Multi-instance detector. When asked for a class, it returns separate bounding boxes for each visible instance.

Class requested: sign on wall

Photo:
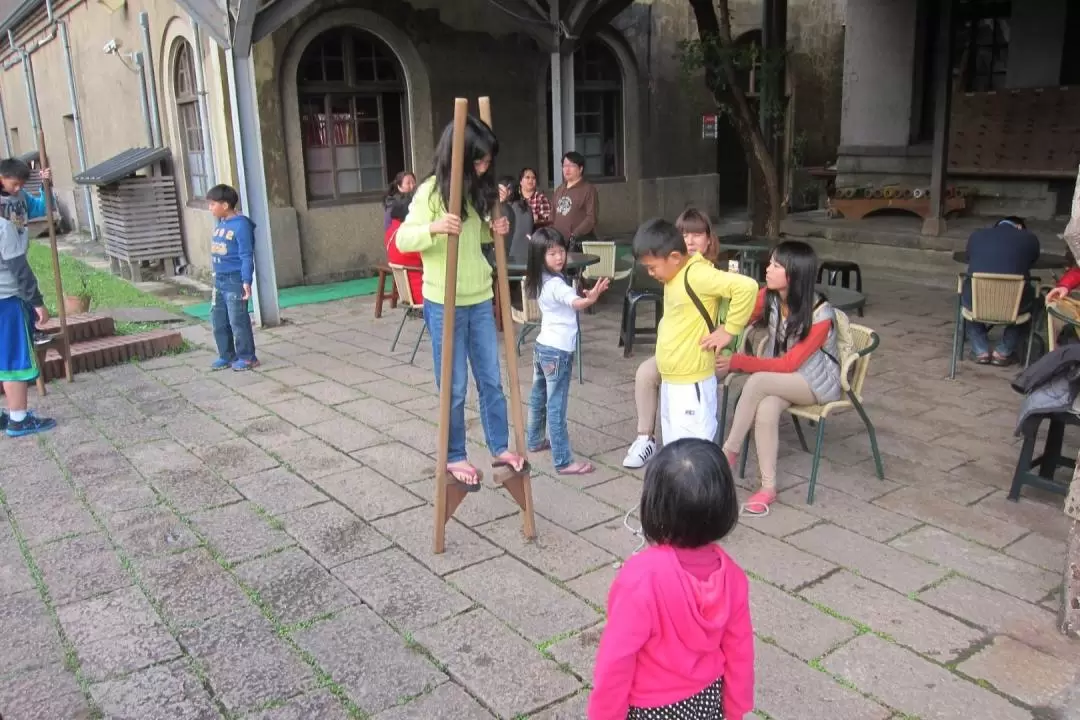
[702,113,719,140]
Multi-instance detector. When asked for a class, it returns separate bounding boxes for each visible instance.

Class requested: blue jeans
[966,320,1026,358]
[527,343,575,469]
[211,271,256,363]
[423,299,510,464]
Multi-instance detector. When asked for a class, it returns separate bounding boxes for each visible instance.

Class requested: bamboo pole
[478,97,536,540]
[433,99,469,554]
[36,128,72,382]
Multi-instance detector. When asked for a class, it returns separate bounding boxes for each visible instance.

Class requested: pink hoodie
[588,544,754,719]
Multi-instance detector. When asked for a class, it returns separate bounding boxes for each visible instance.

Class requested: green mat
[182,276,382,321]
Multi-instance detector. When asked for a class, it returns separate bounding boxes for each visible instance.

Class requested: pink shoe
[741,488,777,517]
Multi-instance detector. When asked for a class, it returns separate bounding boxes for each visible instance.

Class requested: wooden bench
[374,263,399,319]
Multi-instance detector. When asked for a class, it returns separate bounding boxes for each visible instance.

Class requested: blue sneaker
[210,358,233,371]
[231,359,260,372]
[0,411,7,432]
[6,412,56,438]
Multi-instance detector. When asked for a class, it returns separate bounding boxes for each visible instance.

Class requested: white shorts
[660,376,718,445]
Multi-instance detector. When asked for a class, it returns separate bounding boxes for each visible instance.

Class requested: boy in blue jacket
[207,184,259,371]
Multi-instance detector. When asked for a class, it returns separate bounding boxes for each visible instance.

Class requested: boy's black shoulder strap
[683,261,716,334]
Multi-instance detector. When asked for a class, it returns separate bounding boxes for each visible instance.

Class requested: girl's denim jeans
[527,342,575,469]
[211,271,256,363]
[423,299,510,464]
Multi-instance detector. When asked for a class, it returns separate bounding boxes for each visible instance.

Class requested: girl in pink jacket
[589,438,754,720]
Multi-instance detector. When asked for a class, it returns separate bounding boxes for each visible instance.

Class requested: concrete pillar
[839,0,919,148]
[922,0,954,236]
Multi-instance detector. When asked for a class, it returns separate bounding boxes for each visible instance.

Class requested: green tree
[680,0,785,237]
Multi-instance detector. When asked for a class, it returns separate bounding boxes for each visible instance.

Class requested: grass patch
[26,242,181,335]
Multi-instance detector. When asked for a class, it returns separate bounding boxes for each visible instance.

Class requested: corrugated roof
[73,147,171,186]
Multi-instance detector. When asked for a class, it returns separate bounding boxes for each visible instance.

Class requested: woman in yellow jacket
[397,116,527,488]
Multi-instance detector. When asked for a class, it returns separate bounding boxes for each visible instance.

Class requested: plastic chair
[388,264,426,364]
[618,261,664,358]
[719,324,885,505]
[581,241,633,283]
[949,273,1037,379]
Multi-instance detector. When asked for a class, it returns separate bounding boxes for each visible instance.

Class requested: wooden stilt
[432,99,470,554]
[36,129,73,383]
[478,97,536,540]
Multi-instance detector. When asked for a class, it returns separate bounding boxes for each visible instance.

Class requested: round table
[506,252,600,276]
[952,250,1068,270]
[816,283,866,314]
[717,237,771,280]
[1046,302,1080,353]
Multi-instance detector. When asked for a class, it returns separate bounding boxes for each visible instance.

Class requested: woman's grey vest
[763,294,842,404]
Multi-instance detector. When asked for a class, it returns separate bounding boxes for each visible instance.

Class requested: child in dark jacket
[207,184,258,371]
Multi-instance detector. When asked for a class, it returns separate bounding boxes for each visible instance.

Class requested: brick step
[41,329,183,381]
[39,313,116,342]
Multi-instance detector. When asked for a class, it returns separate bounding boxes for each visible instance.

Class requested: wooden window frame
[173,39,209,207]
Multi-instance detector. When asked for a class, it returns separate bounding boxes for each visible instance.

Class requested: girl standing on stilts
[397,116,527,488]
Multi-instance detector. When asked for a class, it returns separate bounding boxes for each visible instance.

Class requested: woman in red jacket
[384,192,424,304]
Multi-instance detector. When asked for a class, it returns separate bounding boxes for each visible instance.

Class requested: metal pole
[139,12,162,147]
[133,52,154,147]
[922,0,954,237]
[191,21,217,187]
[549,0,562,187]
[560,50,575,156]
[20,51,39,146]
[59,21,97,241]
[0,92,11,157]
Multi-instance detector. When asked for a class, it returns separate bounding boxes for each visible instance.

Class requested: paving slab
[527,692,589,719]
[89,659,219,720]
[0,663,91,720]
[565,563,617,608]
[414,609,581,719]
[333,547,473,632]
[890,525,1059,602]
[107,504,200,559]
[353,441,437,484]
[190,501,294,564]
[754,642,891,720]
[0,590,64,675]
[77,473,159,516]
[336,396,415,426]
[476,514,615,581]
[292,606,447,714]
[406,477,521,527]
[149,466,243,513]
[314,467,425,521]
[720,525,835,591]
[373,682,495,719]
[957,635,1080,707]
[179,607,315,713]
[786,523,949,594]
[247,691,351,719]
[33,532,130,606]
[1004,531,1066,572]
[874,485,1027,548]
[137,548,250,625]
[801,571,983,661]
[231,467,328,516]
[777,485,918,542]
[235,414,312,449]
[749,577,858,661]
[374,506,504,576]
[190,438,280,479]
[822,634,1031,720]
[281,501,391,567]
[447,555,601,643]
[305,415,389,453]
[528,475,622,532]
[57,586,181,681]
[234,546,358,626]
[272,438,363,480]
[546,624,604,681]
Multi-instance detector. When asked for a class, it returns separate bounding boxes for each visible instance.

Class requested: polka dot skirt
[626,678,724,720]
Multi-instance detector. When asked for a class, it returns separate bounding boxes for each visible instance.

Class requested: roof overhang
[73,146,171,186]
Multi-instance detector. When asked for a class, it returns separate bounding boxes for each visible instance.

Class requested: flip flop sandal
[447,463,483,493]
[492,455,531,473]
[557,462,595,476]
[973,354,991,365]
[740,502,771,517]
[528,441,551,452]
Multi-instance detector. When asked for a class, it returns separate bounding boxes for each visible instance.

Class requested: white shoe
[623,436,657,469]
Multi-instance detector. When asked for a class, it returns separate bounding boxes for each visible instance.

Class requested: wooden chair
[720,323,885,505]
[949,273,1036,378]
[388,264,426,365]
[374,263,399,319]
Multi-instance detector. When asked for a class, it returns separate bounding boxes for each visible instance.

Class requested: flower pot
[64,295,91,314]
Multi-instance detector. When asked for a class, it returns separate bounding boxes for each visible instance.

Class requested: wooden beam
[922,0,954,236]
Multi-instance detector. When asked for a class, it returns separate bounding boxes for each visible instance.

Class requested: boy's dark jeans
[211,271,256,363]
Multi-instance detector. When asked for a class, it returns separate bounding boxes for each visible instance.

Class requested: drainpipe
[18,48,40,153]
[138,12,162,147]
[59,21,97,241]
[190,21,216,186]
[133,52,154,147]
[0,92,11,156]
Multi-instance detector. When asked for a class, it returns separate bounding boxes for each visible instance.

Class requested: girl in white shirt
[523,228,609,475]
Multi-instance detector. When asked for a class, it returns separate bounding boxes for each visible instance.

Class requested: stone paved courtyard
[2,273,1079,719]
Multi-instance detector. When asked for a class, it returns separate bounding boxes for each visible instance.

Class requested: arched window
[547,38,624,180]
[173,40,208,200]
[298,28,407,202]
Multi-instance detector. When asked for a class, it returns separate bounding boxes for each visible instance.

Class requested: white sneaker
[623,435,657,469]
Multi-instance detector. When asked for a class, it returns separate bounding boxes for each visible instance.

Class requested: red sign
[702,113,719,139]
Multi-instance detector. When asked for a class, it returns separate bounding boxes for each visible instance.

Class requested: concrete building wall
[0,0,234,276]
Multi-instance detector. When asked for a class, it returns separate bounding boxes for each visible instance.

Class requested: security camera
[103,39,119,54]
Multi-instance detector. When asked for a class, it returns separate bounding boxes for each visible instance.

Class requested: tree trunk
[688,0,783,238]
[1063,164,1080,637]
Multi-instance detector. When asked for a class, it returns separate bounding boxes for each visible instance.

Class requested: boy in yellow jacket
[633,218,758,444]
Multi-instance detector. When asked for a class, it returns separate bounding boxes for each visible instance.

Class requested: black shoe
[6,412,56,437]
[33,331,53,346]
[0,412,7,432]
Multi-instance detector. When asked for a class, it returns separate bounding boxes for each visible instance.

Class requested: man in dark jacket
[964,216,1040,366]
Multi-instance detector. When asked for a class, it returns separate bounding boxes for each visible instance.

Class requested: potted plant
[64,269,92,314]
